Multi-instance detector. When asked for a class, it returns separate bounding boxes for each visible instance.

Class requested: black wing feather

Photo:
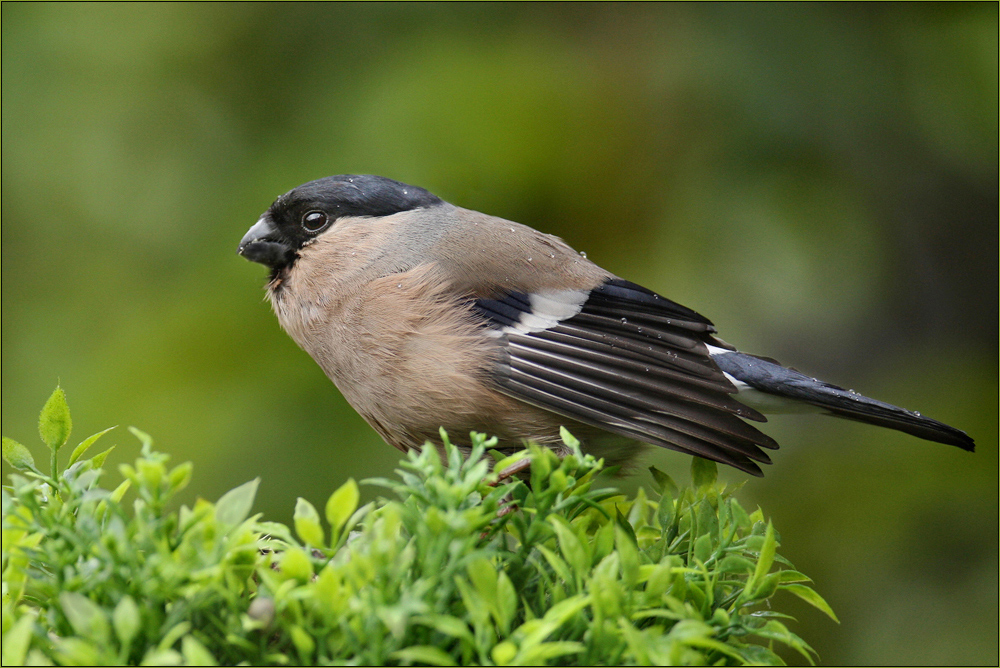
[501,370,766,474]
[476,278,778,475]
[504,347,774,454]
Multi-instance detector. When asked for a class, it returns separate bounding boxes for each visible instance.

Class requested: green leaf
[51,637,103,665]
[516,641,585,665]
[167,462,192,493]
[648,466,678,497]
[549,515,589,576]
[278,547,313,582]
[2,437,36,471]
[536,545,574,586]
[559,426,581,449]
[753,572,781,600]
[716,555,755,574]
[751,619,817,664]
[730,643,784,665]
[324,478,359,537]
[690,456,717,488]
[136,458,165,491]
[67,426,115,467]
[467,557,498,600]
[656,491,675,530]
[529,444,554,489]
[181,635,218,666]
[752,521,777,584]
[59,592,110,644]
[782,583,840,622]
[294,497,325,547]
[667,618,717,642]
[711,607,731,626]
[158,623,192,655]
[1,613,35,666]
[39,386,72,452]
[255,520,297,545]
[109,479,131,504]
[695,498,718,543]
[215,478,260,528]
[538,594,590,630]
[693,533,713,564]
[777,569,812,583]
[643,561,674,600]
[730,498,752,531]
[614,507,638,547]
[615,524,640,587]
[289,625,316,663]
[90,445,116,470]
[743,534,766,553]
[491,641,517,665]
[592,518,616,564]
[140,648,183,665]
[496,571,518,633]
[413,615,474,644]
[112,595,141,648]
[454,577,489,629]
[390,646,457,666]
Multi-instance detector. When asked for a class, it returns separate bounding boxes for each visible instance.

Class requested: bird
[237,174,975,476]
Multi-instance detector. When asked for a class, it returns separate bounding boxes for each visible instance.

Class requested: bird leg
[487,457,532,518]
[491,457,532,485]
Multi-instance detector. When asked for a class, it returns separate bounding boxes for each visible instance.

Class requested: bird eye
[301,210,330,233]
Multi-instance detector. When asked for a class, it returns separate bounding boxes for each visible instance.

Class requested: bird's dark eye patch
[301,210,330,233]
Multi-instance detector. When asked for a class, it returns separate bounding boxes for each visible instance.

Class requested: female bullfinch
[239,175,974,475]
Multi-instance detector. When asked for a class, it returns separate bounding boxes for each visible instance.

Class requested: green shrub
[2,387,835,665]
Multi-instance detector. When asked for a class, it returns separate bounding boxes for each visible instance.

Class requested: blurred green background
[3,3,997,665]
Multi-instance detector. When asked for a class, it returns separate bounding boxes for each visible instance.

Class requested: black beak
[238,217,294,269]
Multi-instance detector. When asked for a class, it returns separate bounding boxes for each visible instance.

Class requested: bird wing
[471,277,779,475]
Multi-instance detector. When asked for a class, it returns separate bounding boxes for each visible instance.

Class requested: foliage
[2,387,835,666]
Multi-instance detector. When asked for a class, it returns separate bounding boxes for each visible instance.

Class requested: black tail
[712,351,975,451]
